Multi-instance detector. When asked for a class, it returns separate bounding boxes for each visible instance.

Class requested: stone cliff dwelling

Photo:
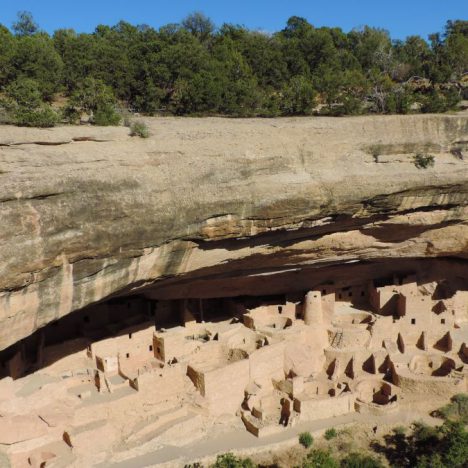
[0,269,466,466]
[0,115,467,467]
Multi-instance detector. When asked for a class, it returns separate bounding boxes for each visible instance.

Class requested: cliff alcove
[0,114,467,466]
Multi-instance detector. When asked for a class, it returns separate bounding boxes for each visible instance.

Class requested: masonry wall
[394,364,466,398]
[249,342,285,387]
[294,393,355,420]
[203,359,250,415]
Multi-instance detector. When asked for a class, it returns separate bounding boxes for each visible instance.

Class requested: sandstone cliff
[0,114,467,351]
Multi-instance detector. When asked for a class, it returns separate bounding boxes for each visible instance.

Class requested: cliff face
[0,115,467,351]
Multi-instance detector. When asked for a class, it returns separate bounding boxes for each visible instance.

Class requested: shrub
[5,77,42,108]
[415,453,445,468]
[281,75,316,115]
[299,432,314,448]
[301,449,338,468]
[385,88,413,114]
[211,452,256,468]
[340,452,384,468]
[436,394,468,424]
[14,105,58,127]
[4,77,58,127]
[66,77,121,126]
[439,421,468,468]
[130,121,150,138]
[392,426,407,436]
[92,103,121,126]
[421,89,460,113]
[414,153,435,169]
[325,428,337,440]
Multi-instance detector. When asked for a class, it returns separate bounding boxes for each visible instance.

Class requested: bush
[436,394,468,424]
[4,79,57,127]
[92,103,121,126]
[130,121,150,138]
[14,104,58,127]
[385,88,413,114]
[324,95,363,116]
[415,453,445,468]
[392,426,407,436]
[340,452,384,468]
[5,77,42,108]
[299,432,314,448]
[441,421,468,467]
[211,452,256,468]
[281,75,316,115]
[421,89,461,113]
[414,153,435,169]
[3,78,59,127]
[325,428,337,440]
[301,449,338,468]
[66,78,121,125]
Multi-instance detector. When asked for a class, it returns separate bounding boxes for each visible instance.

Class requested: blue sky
[1,0,467,39]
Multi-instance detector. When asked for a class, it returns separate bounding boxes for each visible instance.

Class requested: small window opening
[149,345,153,352]
[441,319,445,324]
[126,353,130,359]
[129,333,132,339]
[322,289,326,295]
[411,318,416,325]
[278,306,283,314]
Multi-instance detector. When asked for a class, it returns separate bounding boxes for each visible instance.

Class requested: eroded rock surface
[0,114,467,351]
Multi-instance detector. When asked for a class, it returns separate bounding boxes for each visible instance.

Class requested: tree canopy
[0,12,466,124]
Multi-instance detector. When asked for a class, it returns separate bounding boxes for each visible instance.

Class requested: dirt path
[100,409,436,468]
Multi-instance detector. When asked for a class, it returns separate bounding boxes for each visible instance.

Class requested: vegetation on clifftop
[0,11,467,126]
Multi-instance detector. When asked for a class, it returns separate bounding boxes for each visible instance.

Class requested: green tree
[0,14,464,122]
[281,75,316,115]
[12,11,38,36]
[445,29,468,77]
[5,77,58,127]
[11,34,63,100]
[182,12,215,42]
[5,77,42,107]
[348,27,393,73]
[438,421,468,467]
[0,25,16,86]
[65,77,120,125]
[281,16,314,39]
[392,36,431,81]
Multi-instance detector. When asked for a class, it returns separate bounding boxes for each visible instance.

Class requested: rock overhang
[0,114,467,351]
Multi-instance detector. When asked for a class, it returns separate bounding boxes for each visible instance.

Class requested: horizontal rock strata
[0,114,467,350]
